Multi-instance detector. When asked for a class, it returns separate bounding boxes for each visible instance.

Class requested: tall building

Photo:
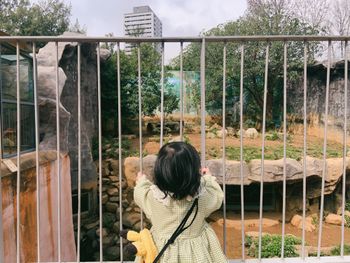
[124,6,162,53]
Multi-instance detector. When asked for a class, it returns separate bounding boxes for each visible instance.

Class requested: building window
[0,43,35,158]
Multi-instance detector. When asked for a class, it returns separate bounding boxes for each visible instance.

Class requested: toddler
[134,142,227,263]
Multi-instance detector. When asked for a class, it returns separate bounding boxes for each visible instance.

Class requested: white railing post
[239,43,245,261]
[200,38,206,167]
[317,40,332,258]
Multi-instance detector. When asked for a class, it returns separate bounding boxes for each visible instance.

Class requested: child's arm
[201,169,224,217]
[133,172,153,218]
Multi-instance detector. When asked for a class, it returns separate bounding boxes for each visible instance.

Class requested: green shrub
[330,244,350,256]
[345,215,350,228]
[245,236,253,247]
[247,234,301,258]
[346,201,350,212]
[266,131,280,141]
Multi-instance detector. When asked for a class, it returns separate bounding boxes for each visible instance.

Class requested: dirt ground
[140,133,346,157]
[209,211,350,259]
[128,126,349,259]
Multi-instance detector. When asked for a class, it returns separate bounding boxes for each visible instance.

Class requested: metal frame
[0,35,349,263]
[0,43,35,159]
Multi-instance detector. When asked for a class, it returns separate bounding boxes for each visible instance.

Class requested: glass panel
[2,103,17,156]
[20,104,35,151]
[0,44,34,102]
[1,103,35,157]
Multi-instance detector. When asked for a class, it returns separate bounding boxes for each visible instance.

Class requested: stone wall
[288,60,350,129]
[1,151,76,262]
[78,158,151,261]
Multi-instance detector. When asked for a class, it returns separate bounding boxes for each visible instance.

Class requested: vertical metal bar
[77,43,81,263]
[180,42,184,141]
[97,44,103,263]
[281,41,287,259]
[16,42,21,263]
[301,41,308,259]
[340,40,348,257]
[317,40,331,258]
[0,43,3,263]
[240,44,245,261]
[160,42,165,148]
[258,43,269,261]
[55,41,61,263]
[116,42,124,262]
[222,43,227,255]
[138,44,144,227]
[200,38,206,167]
[33,42,41,263]
[0,141,3,263]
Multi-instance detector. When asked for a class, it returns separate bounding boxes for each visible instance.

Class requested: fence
[0,35,349,263]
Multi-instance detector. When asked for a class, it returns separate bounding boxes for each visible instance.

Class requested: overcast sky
[63,0,248,62]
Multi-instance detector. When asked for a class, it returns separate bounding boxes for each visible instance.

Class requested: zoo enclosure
[0,35,349,263]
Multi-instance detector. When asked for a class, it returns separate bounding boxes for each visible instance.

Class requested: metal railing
[0,35,350,263]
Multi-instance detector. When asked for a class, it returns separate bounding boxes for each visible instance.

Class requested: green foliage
[330,244,350,256]
[224,142,343,162]
[101,44,179,134]
[171,0,322,128]
[0,0,71,36]
[346,201,350,211]
[247,234,301,258]
[265,131,280,141]
[245,235,253,247]
[345,215,350,228]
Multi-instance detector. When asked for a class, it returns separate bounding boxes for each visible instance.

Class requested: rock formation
[36,32,110,192]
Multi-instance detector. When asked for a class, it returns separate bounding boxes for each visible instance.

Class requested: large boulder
[245,128,259,139]
[206,159,251,185]
[325,213,343,225]
[249,158,303,183]
[123,155,157,187]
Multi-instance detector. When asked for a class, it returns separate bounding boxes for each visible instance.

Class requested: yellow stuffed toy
[120,229,158,263]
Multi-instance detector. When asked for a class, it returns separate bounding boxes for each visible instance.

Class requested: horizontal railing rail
[1,35,350,42]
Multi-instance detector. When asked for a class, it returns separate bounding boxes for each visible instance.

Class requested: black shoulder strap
[153,198,199,263]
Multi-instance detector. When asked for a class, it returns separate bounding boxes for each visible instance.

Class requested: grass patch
[247,234,301,258]
[224,143,343,162]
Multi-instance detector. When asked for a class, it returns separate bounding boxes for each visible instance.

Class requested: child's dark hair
[154,142,201,200]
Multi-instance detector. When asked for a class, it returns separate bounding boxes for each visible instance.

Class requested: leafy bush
[346,201,350,212]
[330,244,350,256]
[345,215,350,228]
[247,234,301,258]
[266,131,280,141]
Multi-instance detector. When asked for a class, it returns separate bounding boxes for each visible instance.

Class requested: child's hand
[201,167,210,175]
[136,171,146,181]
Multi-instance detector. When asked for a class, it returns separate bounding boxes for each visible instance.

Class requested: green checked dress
[134,174,227,263]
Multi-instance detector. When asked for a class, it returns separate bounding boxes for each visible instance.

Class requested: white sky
[64,0,248,62]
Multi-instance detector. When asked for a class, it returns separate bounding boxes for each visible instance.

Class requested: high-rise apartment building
[124,6,162,53]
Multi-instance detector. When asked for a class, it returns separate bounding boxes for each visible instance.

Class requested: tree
[101,43,179,134]
[330,0,350,57]
[171,0,321,128]
[291,0,329,31]
[0,0,72,37]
